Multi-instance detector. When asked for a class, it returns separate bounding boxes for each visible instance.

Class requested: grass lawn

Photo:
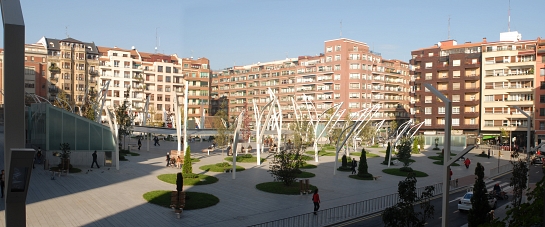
[295,171,316,178]
[351,152,380,158]
[370,145,380,148]
[349,175,374,180]
[382,168,429,177]
[379,150,387,153]
[305,150,336,156]
[432,161,460,166]
[337,166,352,172]
[157,173,219,186]
[256,182,317,195]
[143,190,219,210]
[322,145,335,150]
[300,155,314,161]
[199,163,245,172]
[299,163,317,169]
[224,154,265,163]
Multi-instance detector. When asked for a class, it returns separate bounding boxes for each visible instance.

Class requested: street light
[510,112,513,152]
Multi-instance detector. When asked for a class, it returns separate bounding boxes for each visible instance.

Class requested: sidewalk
[0,139,516,227]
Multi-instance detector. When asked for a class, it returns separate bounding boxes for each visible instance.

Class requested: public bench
[373,175,382,180]
[170,191,185,219]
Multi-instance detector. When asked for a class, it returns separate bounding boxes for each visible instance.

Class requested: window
[334,65,341,71]
[334,94,340,99]
[334,74,341,80]
[348,102,359,109]
[541,121,545,130]
[200,72,209,78]
[349,63,359,69]
[326,46,332,52]
[541,95,545,103]
[335,45,341,51]
[166,67,171,73]
[349,83,360,89]
[425,73,432,80]
[453,60,461,66]
[485,120,493,127]
[425,119,432,126]
[541,68,545,76]
[428,52,434,57]
[453,83,460,90]
[349,73,360,79]
[425,107,432,114]
[541,108,545,116]
[326,56,332,62]
[470,118,476,125]
[438,118,445,125]
[425,96,432,103]
[335,55,341,61]
[484,95,494,102]
[452,118,460,126]
[452,95,460,102]
[453,71,460,78]
[165,76,171,82]
[349,92,359,99]
[541,81,545,89]
[334,84,340,90]
[157,66,163,72]
[453,106,460,114]
[425,62,433,69]
[438,107,445,114]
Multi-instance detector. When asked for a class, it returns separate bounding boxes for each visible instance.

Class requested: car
[532,155,544,165]
[458,191,497,212]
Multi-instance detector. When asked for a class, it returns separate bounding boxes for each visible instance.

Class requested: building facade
[536,38,545,144]
[410,40,483,137]
[480,32,536,147]
[211,38,411,132]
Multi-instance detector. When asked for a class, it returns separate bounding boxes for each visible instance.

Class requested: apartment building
[38,37,99,111]
[24,44,49,98]
[534,38,545,144]
[179,57,212,127]
[481,31,536,146]
[410,39,483,137]
[211,38,411,131]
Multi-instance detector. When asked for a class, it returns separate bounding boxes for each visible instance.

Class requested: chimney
[482,37,487,43]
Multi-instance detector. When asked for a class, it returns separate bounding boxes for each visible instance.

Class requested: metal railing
[248,182,443,227]
[489,163,514,178]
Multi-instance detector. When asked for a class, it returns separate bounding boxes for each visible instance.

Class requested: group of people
[165,153,183,169]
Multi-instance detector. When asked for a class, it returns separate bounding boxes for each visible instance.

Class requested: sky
[1,0,544,70]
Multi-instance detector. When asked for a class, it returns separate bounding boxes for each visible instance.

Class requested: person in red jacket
[312,188,320,215]
[464,158,471,169]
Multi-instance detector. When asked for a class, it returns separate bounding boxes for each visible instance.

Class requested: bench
[243,148,252,154]
[373,176,382,180]
[170,191,185,218]
[392,160,400,165]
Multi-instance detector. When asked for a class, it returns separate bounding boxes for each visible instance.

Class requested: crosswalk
[449,180,512,203]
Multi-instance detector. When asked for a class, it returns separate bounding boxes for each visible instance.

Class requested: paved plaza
[0,133,517,227]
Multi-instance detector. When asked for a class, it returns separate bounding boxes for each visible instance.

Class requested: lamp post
[510,112,513,152]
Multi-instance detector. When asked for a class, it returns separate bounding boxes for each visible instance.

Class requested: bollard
[305,179,310,193]
[299,180,304,195]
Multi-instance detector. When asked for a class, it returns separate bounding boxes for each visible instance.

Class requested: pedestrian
[36,147,43,164]
[154,136,160,146]
[449,167,452,181]
[91,151,100,168]
[138,138,142,150]
[176,156,182,169]
[487,149,491,159]
[1,169,4,198]
[464,157,471,169]
[166,153,171,167]
[312,188,320,215]
[351,158,358,174]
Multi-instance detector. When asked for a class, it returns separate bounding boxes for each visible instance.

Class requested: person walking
[166,153,171,167]
[176,156,182,169]
[312,188,320,215]
[487,148,491,159]
[154,136,160,146]
[138,138,142,150]
[351,158,358,174]
[91,151,100,168]
[464,157,471,169]
[1,169,4,198]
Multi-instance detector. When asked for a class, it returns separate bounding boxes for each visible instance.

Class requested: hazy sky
[1,0,544,70]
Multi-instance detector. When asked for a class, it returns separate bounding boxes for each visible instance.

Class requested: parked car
[532,156,544,165]
[458,190,497,212]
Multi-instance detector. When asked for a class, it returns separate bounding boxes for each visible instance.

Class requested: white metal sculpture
[95,80,110,123]
[253,90,276,165]
[231,110,245,179]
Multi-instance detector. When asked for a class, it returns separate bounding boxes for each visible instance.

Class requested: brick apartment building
[410,39,483,137]
[536,38,545,144]
[211,38,411,132]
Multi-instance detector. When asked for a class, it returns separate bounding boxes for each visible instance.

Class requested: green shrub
[341,155,348,168]
[182,146,193,174]
[400,166,413,172]
[382,142,391,165]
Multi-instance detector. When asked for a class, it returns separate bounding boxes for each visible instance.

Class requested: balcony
[89,70,99,76]
[464,62,480,68]
[465,86,479,92]
[464,74,480,80]
[49,76,58,82]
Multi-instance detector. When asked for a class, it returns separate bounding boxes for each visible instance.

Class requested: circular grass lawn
[305,150,336,156]
[299,163,317,169]
[337,166,352,172]
[349,152,380,158]
[199,163,245,172]
[224,154,265,163]
[432,161,460,166]
[382,168,429,177]
[349,174,374,180]
[295,171,315,178]
[143,190,219,210]
[157,173,218,186]
[256,182,318,195]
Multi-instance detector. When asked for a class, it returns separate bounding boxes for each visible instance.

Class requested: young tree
[503,175,545,226]
[341,154,348,168]
[53,90,73,112]
[115,99,133,150]
[82,87,98,121]
[357,148,372,178]
[499,128,508,144]
[509,158,528,207]
[182,146,193,174]
[468,162,491,227]
[382,142,391,165]
[396,138,413,168]
[268,148,303,186]
[382,172,435,226]
[213,100,230,148]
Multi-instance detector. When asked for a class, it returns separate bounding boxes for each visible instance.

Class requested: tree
[382,142,392,165]
[182,146,193,174]
[213,100,230,148]
[115,99,133,150]
[499,128,508,144]
[341,154,348,168]
[268,148,303,186]
[382,172,435,227]
[390,120,398,135]
[53,90,73,112]
[82,87,98,121]
[509,158,528,207]
[468,162,491,227]
[503,174,545,226]
[396,138,413,168]
[357,148,372,178]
